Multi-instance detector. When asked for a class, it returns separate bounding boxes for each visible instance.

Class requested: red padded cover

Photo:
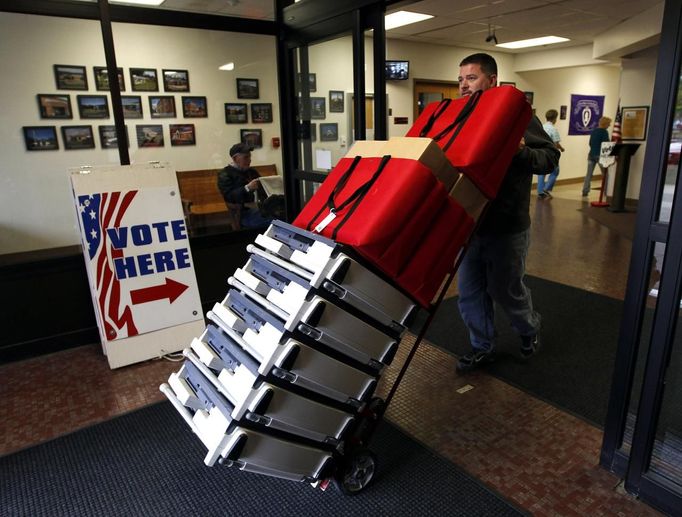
[406,86,531,199]
[294,156,444,277]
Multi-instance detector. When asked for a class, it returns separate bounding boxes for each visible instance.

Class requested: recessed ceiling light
[496,36,569,49]
[385,10,433,31]
[219,63,235,71]
[109,0,165,5]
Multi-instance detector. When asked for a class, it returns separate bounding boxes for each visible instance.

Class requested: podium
[608,143,640,212]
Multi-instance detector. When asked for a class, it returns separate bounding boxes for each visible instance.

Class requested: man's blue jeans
[457,229,541,352]
[537,166,559,194]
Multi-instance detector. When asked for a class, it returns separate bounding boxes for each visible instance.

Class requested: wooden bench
[176,164,277,233]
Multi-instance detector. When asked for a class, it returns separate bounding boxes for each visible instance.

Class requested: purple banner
[568,94,605,135]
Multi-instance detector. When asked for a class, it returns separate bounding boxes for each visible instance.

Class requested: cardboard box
[449,174,488,222]
[345,137,459,191]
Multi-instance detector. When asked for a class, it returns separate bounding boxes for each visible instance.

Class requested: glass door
[601,1,682,514]
[276,0,386,217]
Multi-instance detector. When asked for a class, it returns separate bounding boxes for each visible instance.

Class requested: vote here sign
[71,163,204,367]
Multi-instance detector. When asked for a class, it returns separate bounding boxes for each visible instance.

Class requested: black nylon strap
[331,154,392,240]
[305,155,362,231]
[418,98,451,137]
[431,90,482,147]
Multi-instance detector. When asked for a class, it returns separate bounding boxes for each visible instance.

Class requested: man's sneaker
[456,349,495,373]
[520,334,540,359]
[537,192,548,199]
[543,190,553,199]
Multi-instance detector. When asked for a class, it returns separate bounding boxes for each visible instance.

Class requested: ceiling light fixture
[385,10,433,31]
[108,0,166,5]
[496,35,569,49]
[219,62,235,71]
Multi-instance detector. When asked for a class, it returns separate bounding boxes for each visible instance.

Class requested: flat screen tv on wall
[385,60,409,80]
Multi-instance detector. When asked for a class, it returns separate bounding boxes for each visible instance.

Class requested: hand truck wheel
[334,446,377,495]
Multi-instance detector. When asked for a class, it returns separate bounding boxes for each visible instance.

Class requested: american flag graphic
[612,101,622,142]
[78,191,139,340]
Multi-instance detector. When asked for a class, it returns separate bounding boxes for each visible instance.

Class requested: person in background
[455,53,560,373]
[217,143,272,229]
[583,116,611,197]
[537,109,565,199]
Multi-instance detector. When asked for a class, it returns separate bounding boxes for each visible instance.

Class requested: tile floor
[0,180,663,516]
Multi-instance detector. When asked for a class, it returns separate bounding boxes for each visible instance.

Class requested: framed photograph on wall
[500,81,516,87]
[329,90,344,113]
[37,94,72,119]
[149,96,176,118]
[621,106,650,141]
[130,68,158,91]
[240,128,263,148]
[237,78,259,99]
[136,124,164,147]
[62,125,95,150]
[523,91,534,104]
[170,124,196,146]
[163,69,190,92]
[311,97,326,119]
[93,66,125,91]
[225,103,247,124]
[53,64,88,90]
[23,126,59,151]
[77,95,110,119]
[320,122,338,141]
[251,103,273,123]
[121,96,143,119]
[98,125,129,149]
[182,96,207,117]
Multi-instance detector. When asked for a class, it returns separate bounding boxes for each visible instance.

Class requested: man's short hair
[545,109,558,121]
[229,142,252,158]
[459,53,498,76]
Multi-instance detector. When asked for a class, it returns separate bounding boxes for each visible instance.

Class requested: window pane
[658,75,682,223]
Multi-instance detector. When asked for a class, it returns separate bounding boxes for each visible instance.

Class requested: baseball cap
[229,142,252,157]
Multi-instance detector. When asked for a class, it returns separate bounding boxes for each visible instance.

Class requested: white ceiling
[138,0,662,54]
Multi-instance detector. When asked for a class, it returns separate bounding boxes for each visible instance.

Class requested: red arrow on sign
[130,277,189,305]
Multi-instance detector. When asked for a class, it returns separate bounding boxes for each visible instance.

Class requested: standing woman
[583,116,611,197]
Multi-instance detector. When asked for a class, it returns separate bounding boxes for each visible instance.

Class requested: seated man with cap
[217,142,273,229]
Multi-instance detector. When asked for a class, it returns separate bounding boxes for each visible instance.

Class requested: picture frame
[130,68,158,92]
[93,66,125,91]
[500,81,516,87]
[329,90,344,113]
[98,125,129,149]
[136,124,164,147]
[523,91,534,105]
[311,97,326,119]
[237,78,259,99]
[181,96,207,118]
[621,106,650,141]
[121,96,143,119]
[225,103,248,124]
[162,69,190,92]
[170,124,196,146]
[53,64,88,90]
[23,126,59,151]
[149,96,176,118]
[251,103,273,123]
[240,128,263,149]
[61,125,95,150]
[560,105,567,120]
[77,95,110,119]
[37,94,72,119]
[320,122,338,141]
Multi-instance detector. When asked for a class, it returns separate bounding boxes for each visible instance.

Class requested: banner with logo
[71,162,204,368]
[568,94,605,135]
